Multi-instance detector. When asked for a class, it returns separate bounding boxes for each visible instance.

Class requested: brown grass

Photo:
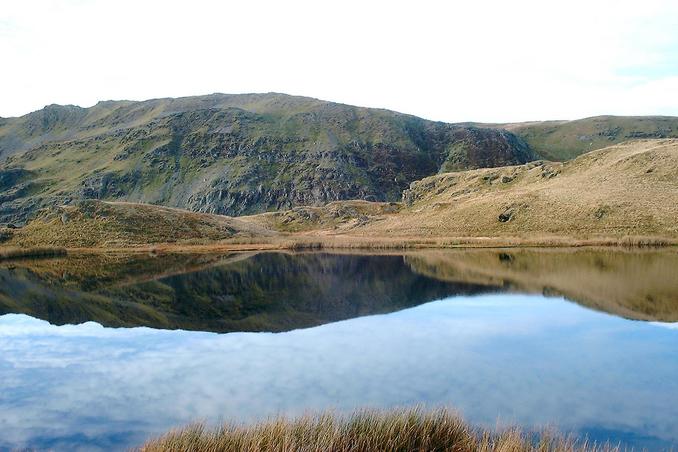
[139,408,617,452]
[354,140,678,239]
[276,235,678,251]
[0,246,66,260]
[7,200,275,248]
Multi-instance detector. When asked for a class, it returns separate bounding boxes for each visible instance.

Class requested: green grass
[492,116,678,161]
[139,407,617,452]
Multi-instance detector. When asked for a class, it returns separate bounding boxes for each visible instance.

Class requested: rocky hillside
[0,93,535,225]
[482,115,678,161]
[353,139,678,238]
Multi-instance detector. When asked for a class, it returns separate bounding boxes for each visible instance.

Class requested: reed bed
[139,408,618,452]
[0,246,67,260]
[276,234,677,251]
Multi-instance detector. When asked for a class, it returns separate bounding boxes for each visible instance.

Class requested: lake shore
[2,233,677,258]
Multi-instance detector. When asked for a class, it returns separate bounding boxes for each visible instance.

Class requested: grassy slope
[351,139,678,239]
[5,200,274,248]
[483,115,678,161]
[240,200,402,233]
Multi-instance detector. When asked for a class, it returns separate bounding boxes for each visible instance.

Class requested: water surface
[0,249,676,451]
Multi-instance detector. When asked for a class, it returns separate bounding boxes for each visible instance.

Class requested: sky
[1,0,677,122]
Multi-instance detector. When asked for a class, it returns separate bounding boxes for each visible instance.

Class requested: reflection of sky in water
[0,294,677,451]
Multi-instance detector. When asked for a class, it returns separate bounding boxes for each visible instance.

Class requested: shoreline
[2,234,676,258]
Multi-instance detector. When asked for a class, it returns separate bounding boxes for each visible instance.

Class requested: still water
[0,250,677,451]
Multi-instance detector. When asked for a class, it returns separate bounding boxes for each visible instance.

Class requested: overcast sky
[1,0,677,122]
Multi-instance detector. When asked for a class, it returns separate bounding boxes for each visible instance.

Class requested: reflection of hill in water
[0,252,496,332]
[1,249,676,332]
[405,249,678,322]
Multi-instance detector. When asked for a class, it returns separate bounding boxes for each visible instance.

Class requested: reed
[0,246,67,260]
[274,235,678,251]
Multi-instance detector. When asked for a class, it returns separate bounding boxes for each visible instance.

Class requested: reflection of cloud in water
[650,321,678,330]
[0,294,677,451]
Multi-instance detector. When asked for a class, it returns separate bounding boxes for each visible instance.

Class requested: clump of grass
[284,240,325,250]
[616,235,673,247]
[0,246,67,260]
[139,408,618,452]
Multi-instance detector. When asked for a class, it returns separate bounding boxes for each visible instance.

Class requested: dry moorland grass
[352,139,678,238]
[139,408,617,452]
[7,200,275,248]
[0,246,66,260]
[276,234,677,250]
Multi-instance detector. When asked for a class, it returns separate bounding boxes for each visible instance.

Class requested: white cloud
[1,0,677,121]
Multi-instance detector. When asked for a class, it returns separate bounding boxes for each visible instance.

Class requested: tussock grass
[0,246,66,260]
[139,408,617,452]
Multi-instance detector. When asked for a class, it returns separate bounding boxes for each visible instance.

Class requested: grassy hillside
[0,93,535,225]
[351,139,678,239]
[4,200,273,248]
[5,139,676,248]
[241,199,401,233]
[484,115,678,161]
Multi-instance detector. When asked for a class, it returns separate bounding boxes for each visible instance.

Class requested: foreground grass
[139,408,617,452]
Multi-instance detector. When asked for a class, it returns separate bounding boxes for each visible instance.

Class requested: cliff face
[0,93,536,224]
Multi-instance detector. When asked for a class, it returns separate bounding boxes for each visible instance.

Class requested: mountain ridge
[2,93,677,227]
[0,93,536,224]
[476,115,678,161]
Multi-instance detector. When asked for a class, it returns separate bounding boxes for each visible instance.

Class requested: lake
[0,249,677,451]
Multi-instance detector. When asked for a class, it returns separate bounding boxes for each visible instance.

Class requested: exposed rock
[498,210,513,222]
[0,228,12,243]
